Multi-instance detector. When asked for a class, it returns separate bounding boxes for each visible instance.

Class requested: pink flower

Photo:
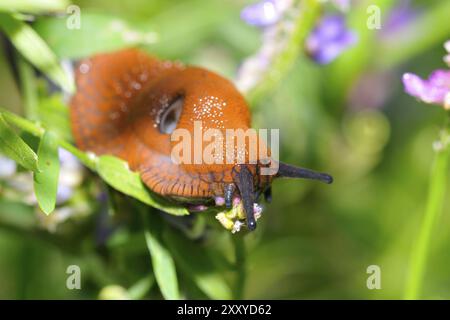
[402,70,450,109]
[402,41,450,110]
[240,0,291,27]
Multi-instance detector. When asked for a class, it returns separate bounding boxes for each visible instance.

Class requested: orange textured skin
[70,49,271,200]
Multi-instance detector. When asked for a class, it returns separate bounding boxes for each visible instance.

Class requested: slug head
[132,66,332,231]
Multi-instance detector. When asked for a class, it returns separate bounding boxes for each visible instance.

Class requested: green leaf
[34,12,158,59]
[1,109,188,215]
[33,131,60,215]
[164,228,232,300]
[144,213,180,300]
[0,0,69,14]
[0,13,74,93]
[37,95,72,141]
[96,155,188,216]
[0,113,39,172]
[127,275,155,300]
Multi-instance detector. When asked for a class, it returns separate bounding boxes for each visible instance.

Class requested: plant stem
[404,113,450,299]
[232,235,246,299]
[0,108,97,170]
[246,0,321,105]
[17,55,38,120]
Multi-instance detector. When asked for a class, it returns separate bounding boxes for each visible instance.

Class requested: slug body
[70,49,332,231]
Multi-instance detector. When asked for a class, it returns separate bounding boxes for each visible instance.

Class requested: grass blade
[0,13,74,93]
[143,212,180,300]
[96,155,188,216]
[164,228,232,300]
[404,124,450,299]
[33,131,60,214]
[0,113,38,172]
[0,0,69,14]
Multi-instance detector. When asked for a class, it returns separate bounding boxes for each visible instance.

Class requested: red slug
[70,49,332,231]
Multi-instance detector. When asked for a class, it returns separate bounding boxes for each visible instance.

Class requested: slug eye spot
[159,96,183,134]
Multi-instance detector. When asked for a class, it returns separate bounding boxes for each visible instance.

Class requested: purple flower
[56,185,74,205]
[215,196,225,206]
[241,0,291,27]
[402,70,450,109]
[381,0,418,36]
[306,15,357,64]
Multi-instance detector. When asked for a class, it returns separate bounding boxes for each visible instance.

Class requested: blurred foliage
[0,0,449,300]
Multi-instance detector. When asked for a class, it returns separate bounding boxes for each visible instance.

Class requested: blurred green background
[0,0,449,299]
